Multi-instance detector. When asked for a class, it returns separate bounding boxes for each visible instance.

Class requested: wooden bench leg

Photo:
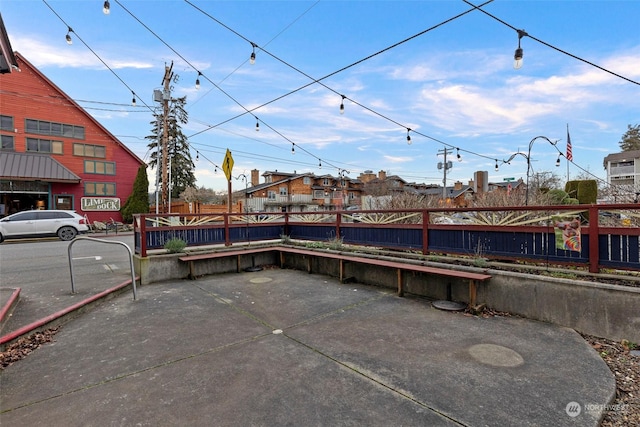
[469,279,477,307]
[188,261,196,280]
[397,268,404,297]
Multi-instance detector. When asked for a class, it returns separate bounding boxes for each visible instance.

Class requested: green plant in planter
[327,237,344,251]
[164,237,187,253]
[305,241,325,248]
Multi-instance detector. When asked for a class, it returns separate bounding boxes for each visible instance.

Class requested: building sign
[81,197,121,211]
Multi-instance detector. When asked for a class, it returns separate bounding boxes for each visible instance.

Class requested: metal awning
[0,152,81,183]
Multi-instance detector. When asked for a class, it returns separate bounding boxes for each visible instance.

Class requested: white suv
[0,210,89,243]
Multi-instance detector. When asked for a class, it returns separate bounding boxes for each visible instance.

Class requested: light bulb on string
[250,42,257,65]
[65,27,73,45]
[195,72,201,90]
[318,159,322,169]
[196,151,199,161]
[406,128,412,145]
[556,155,561,167]
[103,1,110,15]
[457,148,462,162]
[131,92,136,107]
[291,143,295,155]
[495,160,499,171]
[255,117,259,132]
[514,29,527,69]
[340,95,345,114]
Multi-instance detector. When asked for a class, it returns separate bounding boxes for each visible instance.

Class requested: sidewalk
[0,268,614,426]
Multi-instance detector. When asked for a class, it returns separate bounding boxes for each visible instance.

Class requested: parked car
[0,210,89,243]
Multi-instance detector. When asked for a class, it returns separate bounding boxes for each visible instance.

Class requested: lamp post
[338,169,350,208]
[525,136,558,205]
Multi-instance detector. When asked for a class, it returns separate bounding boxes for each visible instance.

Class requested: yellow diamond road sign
[222,149,234,181]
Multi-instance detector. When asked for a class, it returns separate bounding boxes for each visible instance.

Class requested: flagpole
[566,124,571,182]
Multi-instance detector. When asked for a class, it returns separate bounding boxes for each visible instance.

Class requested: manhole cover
[432,300,466,311]
[468,343,524,367]
[250,277,272,284]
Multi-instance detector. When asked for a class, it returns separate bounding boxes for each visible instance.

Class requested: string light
[456,148,462,162]
[131,91,136,107]
[93,0,637,189]
[406,128,412,145]
[514,29,527,70]
[103,1,110,15]
[196,151,199,161]
[255,117,259,132]
[65,27,73,45]
[495,160,499,171]
[250,42,257,65]
[318,159,322,169]
[556,154,561,167]
[291,143,295,155]
[339,95,345,114]
[195,72,201,90]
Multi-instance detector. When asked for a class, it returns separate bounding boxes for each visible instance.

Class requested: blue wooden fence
[134,204,640,273]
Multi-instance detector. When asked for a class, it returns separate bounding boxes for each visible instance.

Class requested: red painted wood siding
[0,53,145,222]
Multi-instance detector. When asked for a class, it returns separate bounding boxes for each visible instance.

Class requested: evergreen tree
[146,95,196,197]
[618,124,640,151]
[121,165,150,223]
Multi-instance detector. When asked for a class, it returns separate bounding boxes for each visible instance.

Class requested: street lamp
[338,169,350,208]
[525,136,559,205]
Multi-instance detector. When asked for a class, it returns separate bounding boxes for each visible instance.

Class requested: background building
[603,150,640,202]
[232,169,363,213]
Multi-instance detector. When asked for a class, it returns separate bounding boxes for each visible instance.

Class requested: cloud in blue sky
[3,0,639,191]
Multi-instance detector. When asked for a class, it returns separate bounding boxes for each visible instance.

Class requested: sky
[2,0,639,193]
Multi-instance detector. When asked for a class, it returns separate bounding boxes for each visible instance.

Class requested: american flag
[566,126,573,161]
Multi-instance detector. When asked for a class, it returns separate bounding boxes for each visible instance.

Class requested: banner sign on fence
[553,216,581,252]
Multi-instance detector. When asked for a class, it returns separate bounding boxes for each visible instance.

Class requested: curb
[0,278,138,349]
[0,288,21,333]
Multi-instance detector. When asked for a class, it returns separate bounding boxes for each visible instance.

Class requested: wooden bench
[179,245,491,307]
[277,247,491,307]
[179,246,277,279]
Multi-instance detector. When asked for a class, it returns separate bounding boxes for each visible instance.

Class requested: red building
[0,52,145,222]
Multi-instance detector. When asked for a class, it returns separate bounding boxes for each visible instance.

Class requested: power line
[42,0,153,112]
[37,0,626,188]
[185,0,500,166]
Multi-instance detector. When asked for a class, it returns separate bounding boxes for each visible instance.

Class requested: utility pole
[161,62,174,213]
[437,148,453,200]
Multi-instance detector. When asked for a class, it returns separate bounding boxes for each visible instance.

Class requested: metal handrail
[67,236,138,300]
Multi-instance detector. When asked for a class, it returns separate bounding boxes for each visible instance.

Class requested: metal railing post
[68,236,138,300]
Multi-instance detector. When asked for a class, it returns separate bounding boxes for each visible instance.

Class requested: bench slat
[279,247,491,281]
[178,245,490,307]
